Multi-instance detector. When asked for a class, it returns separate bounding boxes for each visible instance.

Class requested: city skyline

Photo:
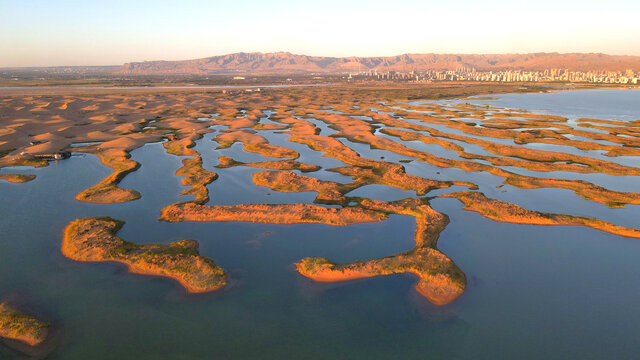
[355,68,640,84]
[1,0,640,67]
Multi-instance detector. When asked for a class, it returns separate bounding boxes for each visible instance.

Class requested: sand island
[62,217,227,293]
[296,198,466,305]
[0,83,638,308]
[0,174,35,183]
[0,303,49,347]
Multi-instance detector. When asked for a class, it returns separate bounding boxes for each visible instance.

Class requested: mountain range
[119,52,640,75]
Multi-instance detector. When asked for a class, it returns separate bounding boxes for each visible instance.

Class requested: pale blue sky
[1,0,639,66]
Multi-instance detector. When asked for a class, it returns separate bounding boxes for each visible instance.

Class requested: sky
[1,0,640,67]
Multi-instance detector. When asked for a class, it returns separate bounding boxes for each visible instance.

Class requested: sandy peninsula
[442,191,640,238]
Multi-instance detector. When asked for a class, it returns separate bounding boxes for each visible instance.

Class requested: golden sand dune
[29,102,51,112]
[86,130,110,139]
[176,156,217,204]
[382,126,640,174]
[32,133,59,141]
[442,191,640,238]
[0,174,35,183]
[0,303,49,346]
[253,170,348,204]
[163,137,217,204]
[215,130,299,159]
[254,123,288,130]
[503,175,640,208]
[62,217,227,293]
[24,142,60,154]
[297,198,465,305]
[160,202,388,225]
[216,156,320,172]
[113,123,138,133]
[75,149,141,203]
[1,84,638,307]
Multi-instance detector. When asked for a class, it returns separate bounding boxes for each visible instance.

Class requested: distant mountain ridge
[119,52,640,75]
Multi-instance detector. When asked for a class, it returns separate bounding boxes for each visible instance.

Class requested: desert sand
[0,302,49,347]
[1,83,638,307]
[62,217,227,293]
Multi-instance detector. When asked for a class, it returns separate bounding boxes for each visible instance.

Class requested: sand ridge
[1,83,638,308]
[62,217,227,293]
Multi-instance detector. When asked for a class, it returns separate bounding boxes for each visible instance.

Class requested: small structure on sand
[33,151,71,161]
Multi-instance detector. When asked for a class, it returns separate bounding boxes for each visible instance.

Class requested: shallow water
[1,89,639,359]
[466,89,640,122]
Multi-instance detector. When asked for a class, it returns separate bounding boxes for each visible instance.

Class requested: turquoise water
[1,89,639,359]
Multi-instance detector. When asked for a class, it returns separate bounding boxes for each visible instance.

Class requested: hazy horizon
[1,0,639,67]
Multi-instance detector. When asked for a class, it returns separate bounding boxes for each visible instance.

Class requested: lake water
[1,89,639,359]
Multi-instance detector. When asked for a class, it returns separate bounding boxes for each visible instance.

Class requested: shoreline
[62,217,227,293]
